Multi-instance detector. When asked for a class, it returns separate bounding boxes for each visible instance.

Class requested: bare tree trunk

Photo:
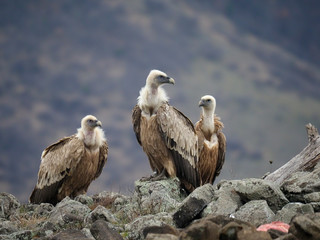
[264,123,320,185]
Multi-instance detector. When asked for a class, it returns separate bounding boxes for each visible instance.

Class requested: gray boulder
[281,162,320,202]
[125,212,174,240]
[173,184,215,228]
[202,183,242,217]
[227,178,289,212]
[90,220,123,240]
[274,202,314,223]
[47,197,91,228]
[85,205,118,225]
[74,195,94,206]
[233,200,275,227]
[133,178,185,215]
[0,193,20,220]
[289,213,320,240]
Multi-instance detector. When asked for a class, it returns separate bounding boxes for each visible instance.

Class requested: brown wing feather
[157,103,200,188]
[29,135,84,204]
[214,131,226,181]
[132,104,142,145]
[94,141,108,179]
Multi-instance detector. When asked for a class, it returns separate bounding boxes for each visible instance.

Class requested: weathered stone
[48,197,91,228]
[145,233,178,240]
[80,228,95,240]
[85,205,118,225]
[179,219,220,240]
[74,195,94,206]
[0,220,19,235]
[282,164,320,202]
[125,212,173,240]
[133,178,185,215]
[142,224,179,238]
[274,233,298,240]
[222,178,289,212]
[220,221,272,240]
[90,220,123,240]
[304,192,320,203]
[49,229,91,240]
[0,193,20,219]
[4,230,32,240]
[202,185,241,217]
[233,200,275,227]
[274,202,314,223]
[289,213,320,240]
[34,203,54,217]
[173,184,215,228]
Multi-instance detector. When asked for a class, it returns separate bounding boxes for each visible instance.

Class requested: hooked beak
[96,120,102,127]
[157,76,175,85]
[199,100,205,107]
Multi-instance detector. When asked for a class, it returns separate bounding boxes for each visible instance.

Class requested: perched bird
[30,115,108,205]
[195,95,226,185]
[132,70,199,192]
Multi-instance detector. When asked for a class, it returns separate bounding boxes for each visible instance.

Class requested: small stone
[173,184,215,228]
[179,219,220,240]
[0,192,20,219]
[274,202,314,223]
[233,200,275,227]
[85,205,118,225]
[90,220,123,240]
[289,213,320,240]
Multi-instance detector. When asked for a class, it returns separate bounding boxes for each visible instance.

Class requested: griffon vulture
[30,115,108,205]
[132,70,200,192]
[195,95,226,185]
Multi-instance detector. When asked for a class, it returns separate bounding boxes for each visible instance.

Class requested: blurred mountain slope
[0,0,319,202]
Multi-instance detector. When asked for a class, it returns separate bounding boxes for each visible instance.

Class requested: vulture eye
[88,119,93,123]
[207,99,211,102]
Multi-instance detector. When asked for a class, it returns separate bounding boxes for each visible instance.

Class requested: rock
[289,213,320,240]
[145,233,178,240]
[273,202,314,223]
[179,219,220,240]
[4,230,32,240]
[281,164,320,202]
[220,222,272,240]
[142,224,179,238]
[224,178,289,212]
[49,229,91,240]
[233,200,275,227]
[74,195,94,206]
[90,220,123,240]
[125,212,174,240]
[48,197,91,228]
[304,192,320,203]
[0,193,20,219]
[34,203,54,217]
[133,178,185,215]
[173,184,215,228]
[85,205,118,225]
[202,183,242,217]
[0,220,19,235]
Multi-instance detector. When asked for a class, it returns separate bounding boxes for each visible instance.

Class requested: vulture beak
[199,100,205,107]
[157,76,175,85]
[96,120,102,128]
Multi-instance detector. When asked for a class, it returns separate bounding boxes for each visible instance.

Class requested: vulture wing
[157,103,200,188]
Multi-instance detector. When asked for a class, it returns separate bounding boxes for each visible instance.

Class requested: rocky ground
[1,161,320,240]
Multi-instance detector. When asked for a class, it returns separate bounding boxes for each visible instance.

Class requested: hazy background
[1,0,320,203]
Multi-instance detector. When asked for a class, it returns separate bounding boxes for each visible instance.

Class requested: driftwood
[264,123,320,186]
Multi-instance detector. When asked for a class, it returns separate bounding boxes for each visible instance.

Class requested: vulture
[195,95,226,185]
[132,70,200,192]
[30,115,108,205]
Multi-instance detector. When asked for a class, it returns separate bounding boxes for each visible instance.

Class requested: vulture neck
[201,108,215,141]
[138,84,168,117]
[77,128,105,150]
